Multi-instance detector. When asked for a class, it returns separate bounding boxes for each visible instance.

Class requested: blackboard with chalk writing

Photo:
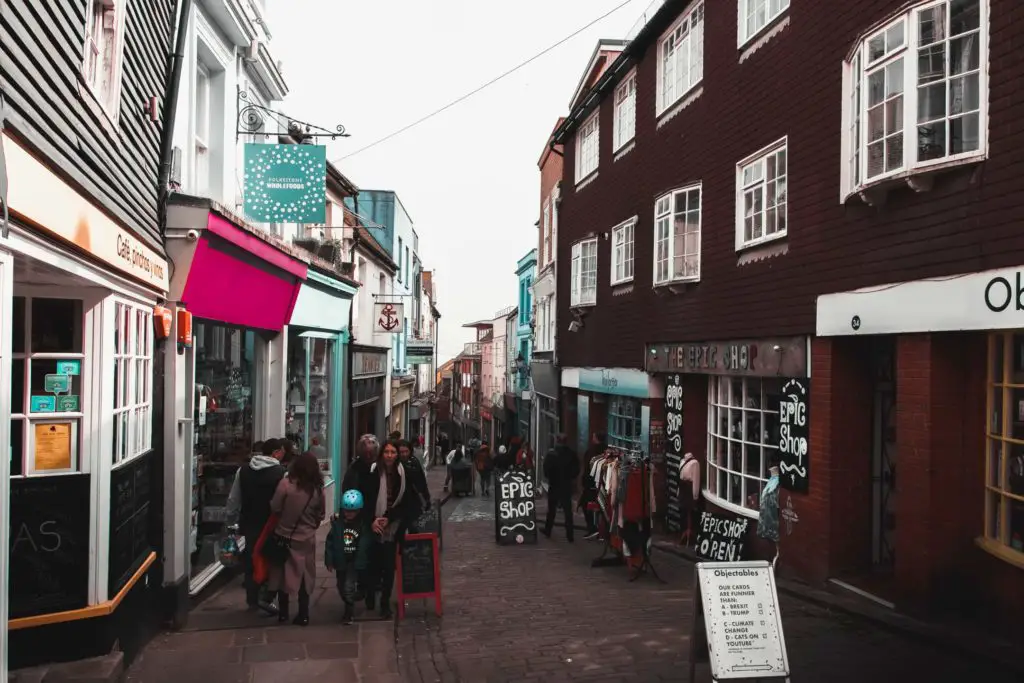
[400,534,438,596]
[693,510,749,563]
[494,469,537,545]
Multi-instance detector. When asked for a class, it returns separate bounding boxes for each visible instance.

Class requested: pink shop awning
[181,213,308,331]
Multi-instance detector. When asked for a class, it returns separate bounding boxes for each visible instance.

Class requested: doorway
[870,336,897,570]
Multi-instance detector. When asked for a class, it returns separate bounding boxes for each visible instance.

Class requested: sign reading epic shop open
[243,143,327,223]
[694,510,749,562]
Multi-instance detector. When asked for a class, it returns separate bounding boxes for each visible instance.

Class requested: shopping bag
[251,514,279,585]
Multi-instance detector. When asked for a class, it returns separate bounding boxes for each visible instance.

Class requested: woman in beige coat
[267,451,325,626]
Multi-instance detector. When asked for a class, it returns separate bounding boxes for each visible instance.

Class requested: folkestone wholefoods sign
[243,143,327,223]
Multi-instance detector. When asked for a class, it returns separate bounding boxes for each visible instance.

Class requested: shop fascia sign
[2,132,168,291]
[243,143,327,223]
[645,337,808,378]
[577,367,651,398]
[353,350,387,378]
[817,266,1024,336]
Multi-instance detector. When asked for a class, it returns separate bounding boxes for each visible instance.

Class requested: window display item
[758,468,781,544]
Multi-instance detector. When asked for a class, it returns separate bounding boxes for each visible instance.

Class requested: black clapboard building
[1,0,178,671]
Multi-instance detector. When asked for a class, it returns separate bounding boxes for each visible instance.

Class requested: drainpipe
[158,0,193,225]
[346,221,360,468]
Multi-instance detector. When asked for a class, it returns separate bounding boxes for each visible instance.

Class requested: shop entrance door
[0,252,13,682]
[870,337,898,570]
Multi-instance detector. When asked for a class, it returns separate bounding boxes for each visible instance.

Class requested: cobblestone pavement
[399,466,1020,683]
[127,523,400,683]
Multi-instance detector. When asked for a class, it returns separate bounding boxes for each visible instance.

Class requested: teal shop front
[286,270,355,515]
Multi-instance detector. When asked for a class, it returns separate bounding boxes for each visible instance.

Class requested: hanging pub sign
[664,374,684,533]
[243,143,327,223]
[374,302,405,334]
[776,378,810,492]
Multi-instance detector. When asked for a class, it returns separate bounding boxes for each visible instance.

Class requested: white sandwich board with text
[693,560,790,681]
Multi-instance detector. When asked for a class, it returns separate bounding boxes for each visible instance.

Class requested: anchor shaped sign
[375,302,405,334]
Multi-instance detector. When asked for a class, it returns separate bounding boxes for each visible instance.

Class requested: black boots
[276,590,310,626]
[342,603,354,625]
[277,592,289,623]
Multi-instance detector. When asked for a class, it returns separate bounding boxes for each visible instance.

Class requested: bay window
[842,0,986,198]
[983,333,1024,563]
[654,185,701,285]
[112,301,153,465]
[613,71,637,151]
[706,376,783,516]
[657,2,704,116]
[576,111,600,183]
[570,238,597,307]
[611,218,636,286]
[736,139,787,250]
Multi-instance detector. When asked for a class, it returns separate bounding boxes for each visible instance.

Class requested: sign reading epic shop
[776,378,810,492]
[494,469,537,545]
[645,337,807,378]
[243,143,327,223]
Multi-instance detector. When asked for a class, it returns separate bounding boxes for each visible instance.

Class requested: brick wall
[556,0,1024,374]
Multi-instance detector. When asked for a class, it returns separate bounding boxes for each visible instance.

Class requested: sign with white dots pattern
[243,143,327,224]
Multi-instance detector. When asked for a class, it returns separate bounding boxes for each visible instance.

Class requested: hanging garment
[758,474,780,543]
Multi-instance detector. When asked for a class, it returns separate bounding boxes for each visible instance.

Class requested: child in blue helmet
[326,489,373,624]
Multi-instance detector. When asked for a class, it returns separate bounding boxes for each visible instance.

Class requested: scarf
[370,461,406,518]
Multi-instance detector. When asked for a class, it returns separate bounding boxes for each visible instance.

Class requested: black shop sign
[494,469,537,545]
[9,474,91,618]
[397,532,442,618]
[777,378,810,492]
[693,510,749,563]
[664,374,684,533]
[109,450,156,595]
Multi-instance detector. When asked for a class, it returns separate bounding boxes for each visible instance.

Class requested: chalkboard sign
[777,378,810,492]
[397,532,442,619]
[9,474,91,618]
[664,374,684,533]
[494,469,537,545]
[408,502,443,552]
[690,561,790,681]
[693,510,750,562]
[109,450,156,594]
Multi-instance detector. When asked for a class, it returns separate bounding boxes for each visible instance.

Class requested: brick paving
[398,466,1021,682]
[127,523,400,683]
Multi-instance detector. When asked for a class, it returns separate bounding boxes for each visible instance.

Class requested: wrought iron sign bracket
[236,90,350,141]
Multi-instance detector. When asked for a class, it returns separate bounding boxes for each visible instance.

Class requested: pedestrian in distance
[398,438,431,514]
[265,451,326,626]
[325,489,373,625]
[541,434,580,542]
[475,440,494,496]
[365,438,419,619]
[225,437,286,612]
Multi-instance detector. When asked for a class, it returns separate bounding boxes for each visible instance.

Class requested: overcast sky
[268,0,650,362]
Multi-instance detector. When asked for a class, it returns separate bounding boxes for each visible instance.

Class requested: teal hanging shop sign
[243,143,327,223]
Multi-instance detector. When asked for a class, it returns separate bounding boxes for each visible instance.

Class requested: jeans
[544,489,574,541]
[336,564,360,605]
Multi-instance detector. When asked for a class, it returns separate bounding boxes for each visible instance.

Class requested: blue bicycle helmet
[341,489,364,511]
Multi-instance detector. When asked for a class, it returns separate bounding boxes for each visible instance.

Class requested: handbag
[260,489,315,566]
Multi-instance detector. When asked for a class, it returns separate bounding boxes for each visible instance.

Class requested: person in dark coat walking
[578,433,607,539]
[542,434,580,542]
[225,438,286,610]
[398,438,430,513]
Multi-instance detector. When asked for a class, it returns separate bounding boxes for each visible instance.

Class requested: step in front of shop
[9,652,124,683]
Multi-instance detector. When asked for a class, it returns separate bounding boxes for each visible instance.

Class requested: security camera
[568,320,582,333]
[186,229,200,242]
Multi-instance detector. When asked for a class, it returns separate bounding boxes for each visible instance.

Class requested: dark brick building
[552,0,1023,630]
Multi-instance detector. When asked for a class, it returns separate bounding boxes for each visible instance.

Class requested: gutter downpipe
[346,216,360,473]
[158,0,193,226]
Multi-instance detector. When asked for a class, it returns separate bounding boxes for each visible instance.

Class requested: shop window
[608,396,643,453]
[112,301,153,466]
[705,376,783,515]
[983,333,1024,562]
[10,297,85,476]
[286,332,335,477]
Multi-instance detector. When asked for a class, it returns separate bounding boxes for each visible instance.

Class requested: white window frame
[82,0,128,120]
[653,185,702,285]
[575,111,600,184]
[194,62,211,196]
[738,0,791,48]
[705,376,783,518]
[610,217,636,286]
[840,0,988,200]
[542,199,552,267]
[657,2,705,117]
[613,71,637,151]
[570,238,598,307]
[112,300,153,466]
[735,137,788,251]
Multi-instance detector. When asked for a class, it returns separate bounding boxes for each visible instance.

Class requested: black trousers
[243,534,260,604]
[372,541,398,605]
[544,489,574,540]
[277,579,309,618]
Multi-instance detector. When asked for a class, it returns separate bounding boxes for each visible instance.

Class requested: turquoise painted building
[514,249,538,438]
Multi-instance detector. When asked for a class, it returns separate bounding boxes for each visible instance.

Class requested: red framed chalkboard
[396,532,442,618]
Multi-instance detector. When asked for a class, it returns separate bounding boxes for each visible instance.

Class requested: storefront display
[608,396,643,453]
[286,330,335,474]
[985,332,1024,556]
[190,322,257,578]
[350,348,388,458]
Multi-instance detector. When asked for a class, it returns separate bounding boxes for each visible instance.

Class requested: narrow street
[397,466,1022,683]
